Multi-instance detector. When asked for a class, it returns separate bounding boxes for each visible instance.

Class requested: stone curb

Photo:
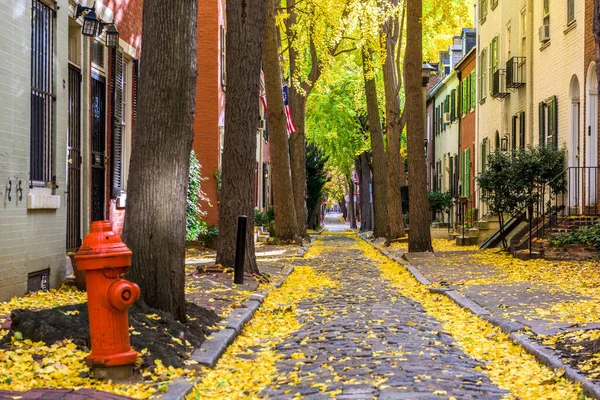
[296,231,322,257]
[444,290,491,316]
[189,265,296,369]
[510,333,600,399]
[159,377,199,400]
[358,234,600,399]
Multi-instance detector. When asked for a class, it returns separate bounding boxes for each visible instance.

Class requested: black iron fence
[522,166,599,254]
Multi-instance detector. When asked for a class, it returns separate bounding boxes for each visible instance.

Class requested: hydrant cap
[75,221,132,270]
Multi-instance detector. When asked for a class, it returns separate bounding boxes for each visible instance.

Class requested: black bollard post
[234,215,247,285]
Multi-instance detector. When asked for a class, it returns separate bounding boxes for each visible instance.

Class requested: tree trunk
[123,0,197,322]
[362,47,388,238]
[405,0,432,252]
[263,0,299,242]
[357,152,373,232]
[215,0,267,274]
[286,0,309,240]
[347,174,357,229]
[289,91,308,238]
[339,200,348,220]
[308,199,320,230]
[381,3,406,242]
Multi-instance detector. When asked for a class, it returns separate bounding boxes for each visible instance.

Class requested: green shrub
[198,224,219,249]
[548,221,600,249]
[186,151,204,241]
[255,209,270,227]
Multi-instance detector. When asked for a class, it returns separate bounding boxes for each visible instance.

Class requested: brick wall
[459,51,476,201]
[192,0,224,227]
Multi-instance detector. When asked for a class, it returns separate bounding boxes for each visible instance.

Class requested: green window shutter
[552,96,558,149]
[471,72,476,109]
[539,102,546,146]
[520,111,526,148]
[466,148,471,196]
[512,115,517,150]
[451,89,456,121]
[461,151,465,196]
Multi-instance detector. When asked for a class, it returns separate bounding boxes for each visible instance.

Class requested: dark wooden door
[91,73,106,221]
[67,65,82,250]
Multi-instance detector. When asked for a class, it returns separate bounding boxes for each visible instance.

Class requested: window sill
[28,188,60,210]
[480,98,486,105]
[539,41,551,51]
[564,21,577,35]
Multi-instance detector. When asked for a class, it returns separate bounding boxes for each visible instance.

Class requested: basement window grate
[27,269,50,292]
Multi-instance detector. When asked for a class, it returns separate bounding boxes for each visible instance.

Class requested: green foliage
[267,206,275,222]
[197,224,219,249]
[548,221,600,249]
[428,191,453,216]
[255,209,271,227]
[307,63,370,175]
[476,146,567,219]
[186,150,206,241]
[306,143,328,222]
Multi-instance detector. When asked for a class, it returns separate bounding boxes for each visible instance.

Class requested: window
[490,36,499,95]
[479,0,488,23]
[92,40,104,70]
[539,96,558,148]
[543,0,550,29]
[30,0,56,183]
[567,0,575,24]
[511,112,526,150]
[520,8,527,56]
[220,25,226,90]
[480,48,488,101]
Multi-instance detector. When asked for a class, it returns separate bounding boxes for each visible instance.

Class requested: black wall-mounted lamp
[104,22,120,48]
[75,2,119,48]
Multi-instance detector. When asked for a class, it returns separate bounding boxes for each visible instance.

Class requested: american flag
[260,84,297,135]
[282,84,297,134]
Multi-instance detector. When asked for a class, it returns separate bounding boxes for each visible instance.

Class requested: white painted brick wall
[477,0,585,174]
[0,0,69,301]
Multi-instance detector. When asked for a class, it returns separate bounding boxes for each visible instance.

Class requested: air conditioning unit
[258,118,266,130]
[443,112,451,124]
[539,24,550,42]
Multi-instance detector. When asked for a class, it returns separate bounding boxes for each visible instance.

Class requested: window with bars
[30,0,56,184]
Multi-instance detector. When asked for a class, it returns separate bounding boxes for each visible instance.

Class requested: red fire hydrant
[75,221,140,379]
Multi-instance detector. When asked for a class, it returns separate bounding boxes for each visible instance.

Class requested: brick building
[192,0,272,227]
[456,47,476,204]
